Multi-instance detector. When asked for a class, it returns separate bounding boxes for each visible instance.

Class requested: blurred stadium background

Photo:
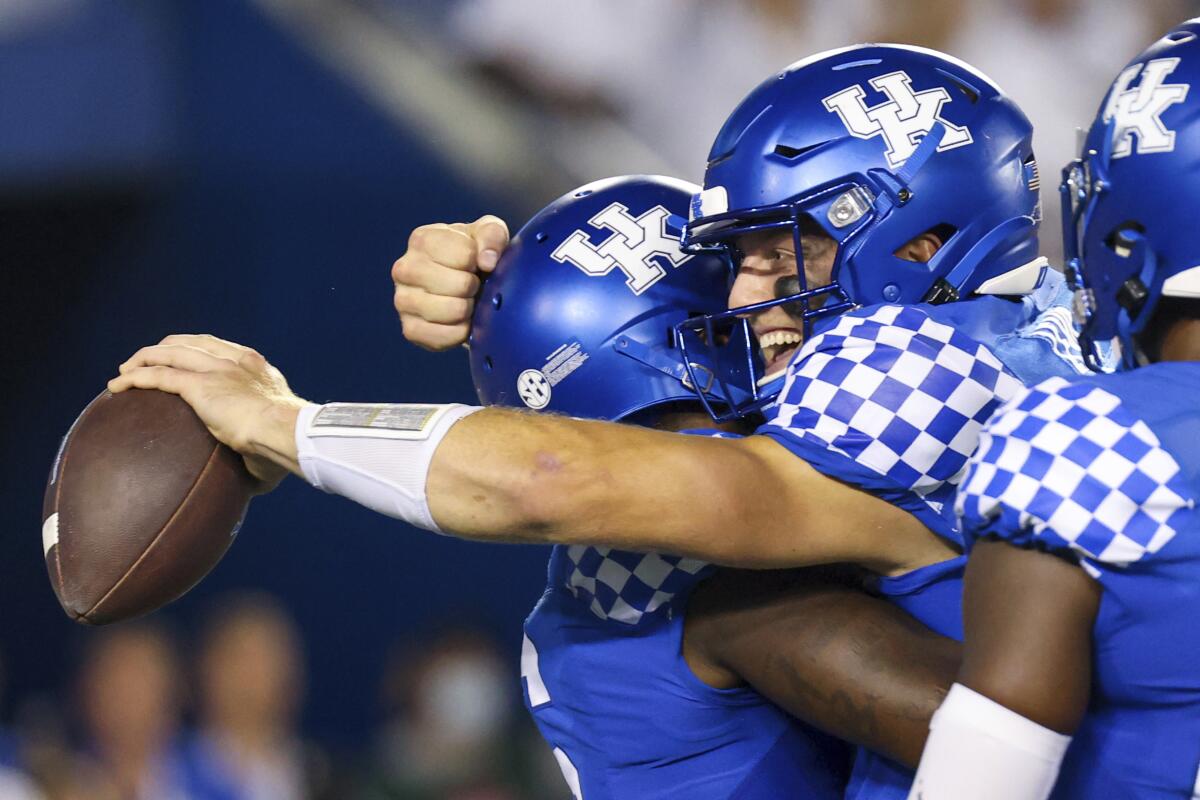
[2,1,1195,798]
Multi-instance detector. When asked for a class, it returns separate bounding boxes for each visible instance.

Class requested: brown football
[42,389,255,625]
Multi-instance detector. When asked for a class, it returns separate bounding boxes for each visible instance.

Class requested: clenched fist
[392,215,510,351]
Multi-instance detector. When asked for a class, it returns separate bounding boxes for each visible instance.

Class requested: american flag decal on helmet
[1025,157,1041,191]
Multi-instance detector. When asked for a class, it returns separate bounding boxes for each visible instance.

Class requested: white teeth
[758,330,802,348]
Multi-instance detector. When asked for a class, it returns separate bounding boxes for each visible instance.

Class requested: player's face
[728,225,837,380]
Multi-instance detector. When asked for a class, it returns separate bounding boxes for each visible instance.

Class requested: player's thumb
[469,215,510,273]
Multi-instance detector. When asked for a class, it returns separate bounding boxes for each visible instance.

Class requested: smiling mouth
[757,329,803,383]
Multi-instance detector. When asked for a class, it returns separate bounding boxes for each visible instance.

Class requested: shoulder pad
[957,377,1194,566]
[772,304,1023,492]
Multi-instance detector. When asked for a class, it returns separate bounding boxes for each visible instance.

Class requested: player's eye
[801,241,829,261]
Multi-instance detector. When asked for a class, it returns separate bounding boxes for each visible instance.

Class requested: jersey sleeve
[956,376,1194,578]
[756,304,1025,542]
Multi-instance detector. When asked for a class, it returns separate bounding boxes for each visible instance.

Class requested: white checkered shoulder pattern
[957,377,1194,571]
[767,305,1024,495]
[563,546,710,625]
[559,429,730,625]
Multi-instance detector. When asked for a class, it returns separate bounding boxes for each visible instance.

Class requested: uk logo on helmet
[822,71,973,168]
[1103,57,1189,159]
[551,203,692,295]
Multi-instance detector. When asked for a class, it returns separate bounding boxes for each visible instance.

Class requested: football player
[912,20,1200,800]
[461,172,965,798]
[108,44,1088,799]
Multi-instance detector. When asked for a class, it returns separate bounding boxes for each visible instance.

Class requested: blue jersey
[755,268,1097,799]
[958,365,1200,799]
[522,543,851,799]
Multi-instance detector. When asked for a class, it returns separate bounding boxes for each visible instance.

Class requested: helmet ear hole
[895,225,954,263]
[930,223,957,244]
[483,356,494,372]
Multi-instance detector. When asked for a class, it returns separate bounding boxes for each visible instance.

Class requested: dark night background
[1,0,548,751]
[4,3,1192,796]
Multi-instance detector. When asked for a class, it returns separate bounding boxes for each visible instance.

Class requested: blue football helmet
[469,175,746,421]
[676,44,1046,419]
[1065,19,1200,371]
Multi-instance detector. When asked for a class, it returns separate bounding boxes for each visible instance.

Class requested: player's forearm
[426,408,754,557]
[765,594,959,768]
[284,399,743,552]
[907,541,1099,798]
[958,540,1099,734]
[290,400,929,567]
[688,569,960,767]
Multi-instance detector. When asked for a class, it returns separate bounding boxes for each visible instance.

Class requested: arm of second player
[683,567,960,768]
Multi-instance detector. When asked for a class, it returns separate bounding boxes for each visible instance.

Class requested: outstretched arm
[427,407,941,570]
[684,568,960,768]
[108,336,950,572]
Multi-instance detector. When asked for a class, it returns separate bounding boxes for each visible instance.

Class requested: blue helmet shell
[677,44,1044,419]
[1065,19,1200,370]
[470,175,745,421]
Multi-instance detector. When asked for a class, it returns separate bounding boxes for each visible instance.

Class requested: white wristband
[294,402,483,533]
[909,683,1071,800]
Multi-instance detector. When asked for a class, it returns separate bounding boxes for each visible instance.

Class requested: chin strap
[614,336,694,384]
[1114,230,1158,370]
[898,122,947,186]
[871,122,948,218]
[924,216,1040,304]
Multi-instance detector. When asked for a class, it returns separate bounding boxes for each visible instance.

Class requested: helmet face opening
[675,185,874,420]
